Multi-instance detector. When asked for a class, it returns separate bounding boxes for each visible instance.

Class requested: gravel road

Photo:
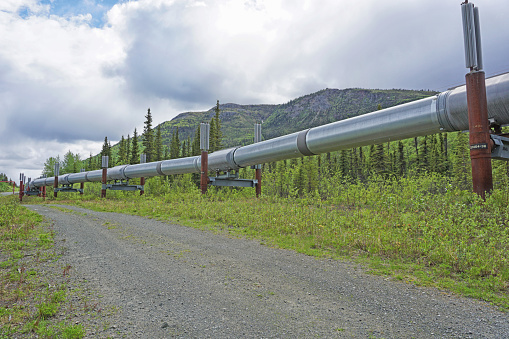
[25,204,509,338]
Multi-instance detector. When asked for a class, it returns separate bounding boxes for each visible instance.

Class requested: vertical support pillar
[19,173,24,202]
[254,123,262,198]
[54,163,59,198]
[461,2,492,199]
[101,156,108,198]
[140,153,146,196]
[42,185,46,201]
[466,71,492,199]
[80,169,85,195]
[201,151,208,194]
[200,123,210,194]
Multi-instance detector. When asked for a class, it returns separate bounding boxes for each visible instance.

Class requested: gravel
[25,204,509,338]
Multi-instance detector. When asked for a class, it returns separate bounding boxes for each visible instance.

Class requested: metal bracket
[54,184,83,194]
[103,180,144,191]
[491,135,509,160]
[24,189,41,196]
[209,171,258,188]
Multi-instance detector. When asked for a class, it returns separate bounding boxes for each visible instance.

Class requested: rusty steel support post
[200,123,210,194]
[140,177,145,195]
[53,176,58,198]
[466,71,493,199]
[254,123,262,198]
[79,168,85,195]
[201,150,208,194]
[19,180,23,202]
[140,154,146,196]
[101,168,107,198]
[101,156,108,198]
[42,186,46,201]
[255,168,262,198]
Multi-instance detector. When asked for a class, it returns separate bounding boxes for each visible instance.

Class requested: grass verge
[0,195,114,338]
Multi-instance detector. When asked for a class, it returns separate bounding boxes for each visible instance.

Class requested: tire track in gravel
[25,204,509,338]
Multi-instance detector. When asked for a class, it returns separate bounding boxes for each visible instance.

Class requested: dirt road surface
[25,204,509,338]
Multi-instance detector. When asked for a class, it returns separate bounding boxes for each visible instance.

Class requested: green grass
[26,174,509,310]
[0,196,90,338]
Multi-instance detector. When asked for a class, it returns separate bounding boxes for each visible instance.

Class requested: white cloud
[1,0,509,181]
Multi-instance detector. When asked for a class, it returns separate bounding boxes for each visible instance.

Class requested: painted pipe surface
[29,73,509,189]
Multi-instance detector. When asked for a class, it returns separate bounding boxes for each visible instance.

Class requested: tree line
[42,102,223,176]
[40,100,509,195]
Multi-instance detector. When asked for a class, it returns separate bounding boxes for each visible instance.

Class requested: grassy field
[15,174,509,311]
[0,196,110,338]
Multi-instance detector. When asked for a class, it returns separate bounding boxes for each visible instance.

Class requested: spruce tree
[130,128,140,165]
[118,136,127,165]
[170,127,180,159]
[209,118,216,152]
[155,126,162,161]
[209,100,222,152]
[397,141,405,176]
[191,125,201,155]
[143,108,154,162]
[126,134,131,163]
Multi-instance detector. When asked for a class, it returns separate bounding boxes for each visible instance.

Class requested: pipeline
[29,72,509,190]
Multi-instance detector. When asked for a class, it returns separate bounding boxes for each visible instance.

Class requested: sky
[1,0,509,182]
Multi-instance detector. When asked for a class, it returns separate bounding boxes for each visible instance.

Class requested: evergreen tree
[143,108,155,162]
[209,100,222,152]
[357,147,368,182]
[419,135,429,172]
[170,127,181,159]
[304,156,319,193]
[339,150,348,176]
[163,145,170,160]
[191,125,201,155]
[209,118,217,152]
[125,134,131,165]
[292,161,305,197]
[396,141,406,176]
[439,133,449,174]
[181,140,188,158]
[130,128,140,165]
[108,140,115,166]
[118,135,127,165]
[370,143,385,175]
[42,156,60,177]
[155,126,162,161]
[451,132,471,189]
[62,150,76,174]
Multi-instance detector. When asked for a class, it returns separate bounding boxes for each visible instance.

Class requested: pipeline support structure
[24,73,509,196]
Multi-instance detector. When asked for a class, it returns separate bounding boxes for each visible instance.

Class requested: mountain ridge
[156,87,438,148]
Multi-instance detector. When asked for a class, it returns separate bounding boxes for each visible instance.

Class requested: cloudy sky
[1,0,509,181]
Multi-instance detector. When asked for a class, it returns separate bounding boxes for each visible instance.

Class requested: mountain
[156,88,438,148]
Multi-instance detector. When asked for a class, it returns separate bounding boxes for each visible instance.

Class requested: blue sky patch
[38,0,123,27]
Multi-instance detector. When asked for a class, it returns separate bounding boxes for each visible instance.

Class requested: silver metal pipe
[30,73,509,189]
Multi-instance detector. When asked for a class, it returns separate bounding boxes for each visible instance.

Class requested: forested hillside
[156,88,437,147]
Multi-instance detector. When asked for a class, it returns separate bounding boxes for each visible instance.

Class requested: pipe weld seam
[155,162,164,176]
[297,129,316,156]
[227,147,240,169]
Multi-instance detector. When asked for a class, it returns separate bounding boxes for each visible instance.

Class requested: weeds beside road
[0,196,110,338]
